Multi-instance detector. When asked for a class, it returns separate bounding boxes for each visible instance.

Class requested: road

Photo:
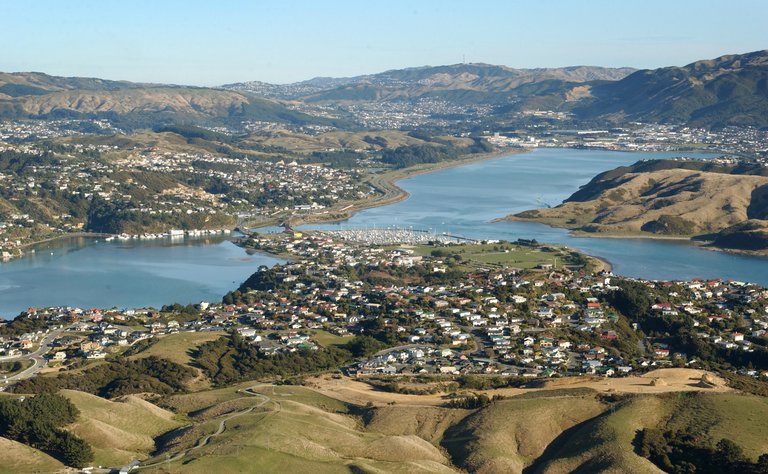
[3,325,72,383]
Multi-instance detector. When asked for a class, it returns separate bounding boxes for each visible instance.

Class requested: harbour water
[3,147,767,318]
[0,236,284,318]
[302,148,768,285]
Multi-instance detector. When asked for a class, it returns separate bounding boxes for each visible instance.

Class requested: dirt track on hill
[307,368,731,407]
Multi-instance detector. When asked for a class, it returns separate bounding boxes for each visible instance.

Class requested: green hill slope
[441,393,607,473]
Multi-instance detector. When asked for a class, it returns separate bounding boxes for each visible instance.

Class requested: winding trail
[136,386,278,470]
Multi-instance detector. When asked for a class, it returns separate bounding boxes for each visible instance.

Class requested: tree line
[0,393,93,468]
[194,333,384,385]
[13,356,196,398]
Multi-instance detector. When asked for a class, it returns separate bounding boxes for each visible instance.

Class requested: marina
[302,148,768,285]
[320,227,479,245]
[4,148,768,318]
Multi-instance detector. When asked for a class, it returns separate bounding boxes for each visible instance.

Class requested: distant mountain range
[222,64,637,102]
[1,50,767,129]
[0,72,338,130]
[226,50,768,128]
[574,50,768,128]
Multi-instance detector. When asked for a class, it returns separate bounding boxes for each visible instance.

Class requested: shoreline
[503,216,768,258]
[498,216,696,242]
[5,151,516,264]
[589,255,613,273]
[4,230,240,265]
[278,148,524,228]
[275,148,623,273]
[1,232,115,264]
[19,232,114,250]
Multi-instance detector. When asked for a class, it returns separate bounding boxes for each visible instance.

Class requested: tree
[58,432,94,468]
[605,280,652,320]
[344,336,386,357]
[755,454,768,474]
[0,393,93,467]
[713,438,745,470]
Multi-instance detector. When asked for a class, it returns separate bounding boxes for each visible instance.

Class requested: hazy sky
[2,0,766,85]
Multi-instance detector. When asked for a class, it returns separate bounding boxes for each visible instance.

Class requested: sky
[2,0,766,86]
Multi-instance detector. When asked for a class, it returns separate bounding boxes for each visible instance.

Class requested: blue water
[0,236,284,318]
[2,147,766,318]
[301,148,768,285]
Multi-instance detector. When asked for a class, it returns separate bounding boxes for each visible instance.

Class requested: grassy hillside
[0,436,65,474]
[510,158,768,252]
[0,71,151,94]
[142,383,768,474]
[241,129,471,155]
[441,393,607,473]
[146,384,459,473]
[283,64,635,105]
[528,395,667,473]
[515,168,768,234]
[61,389,183,466]
[129,331,225,367]
[4,380,762,473]
[5,50,768,129]
[366,405,472,445]
[712,220,768,251]
[229,50,768,129]
[574,50,768,128]
[700,394,768,459]
[0,377,748,473]
[127,331,226,391]
[0,72,339,129]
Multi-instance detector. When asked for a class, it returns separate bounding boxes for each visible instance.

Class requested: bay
[302,148,768,285]
[0,236,284,318]
[3,147,767,319]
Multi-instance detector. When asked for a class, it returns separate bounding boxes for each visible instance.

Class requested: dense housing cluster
[5,231,766,390]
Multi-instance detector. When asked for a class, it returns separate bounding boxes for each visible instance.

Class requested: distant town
[2,114,767,262]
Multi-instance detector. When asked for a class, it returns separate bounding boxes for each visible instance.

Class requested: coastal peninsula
[504,157,768,254]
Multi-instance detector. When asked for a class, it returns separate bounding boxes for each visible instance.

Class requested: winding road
[2,325,72,383]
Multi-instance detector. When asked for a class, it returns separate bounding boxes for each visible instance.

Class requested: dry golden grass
[62,389,183,466]
[242,129,473,155]
[531,395,668,474]
[502,368,731,396]
[513,168,768,236]
[160,382,257,414]
[142,377,753,474]
[128,331,224,367]
[441,395,607,473]
[692,393,768,460]
[307,369,729,409]
[366,406,472,445]
[146,394,459,473]
[16,88,248,117]
[0,436,65,474]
